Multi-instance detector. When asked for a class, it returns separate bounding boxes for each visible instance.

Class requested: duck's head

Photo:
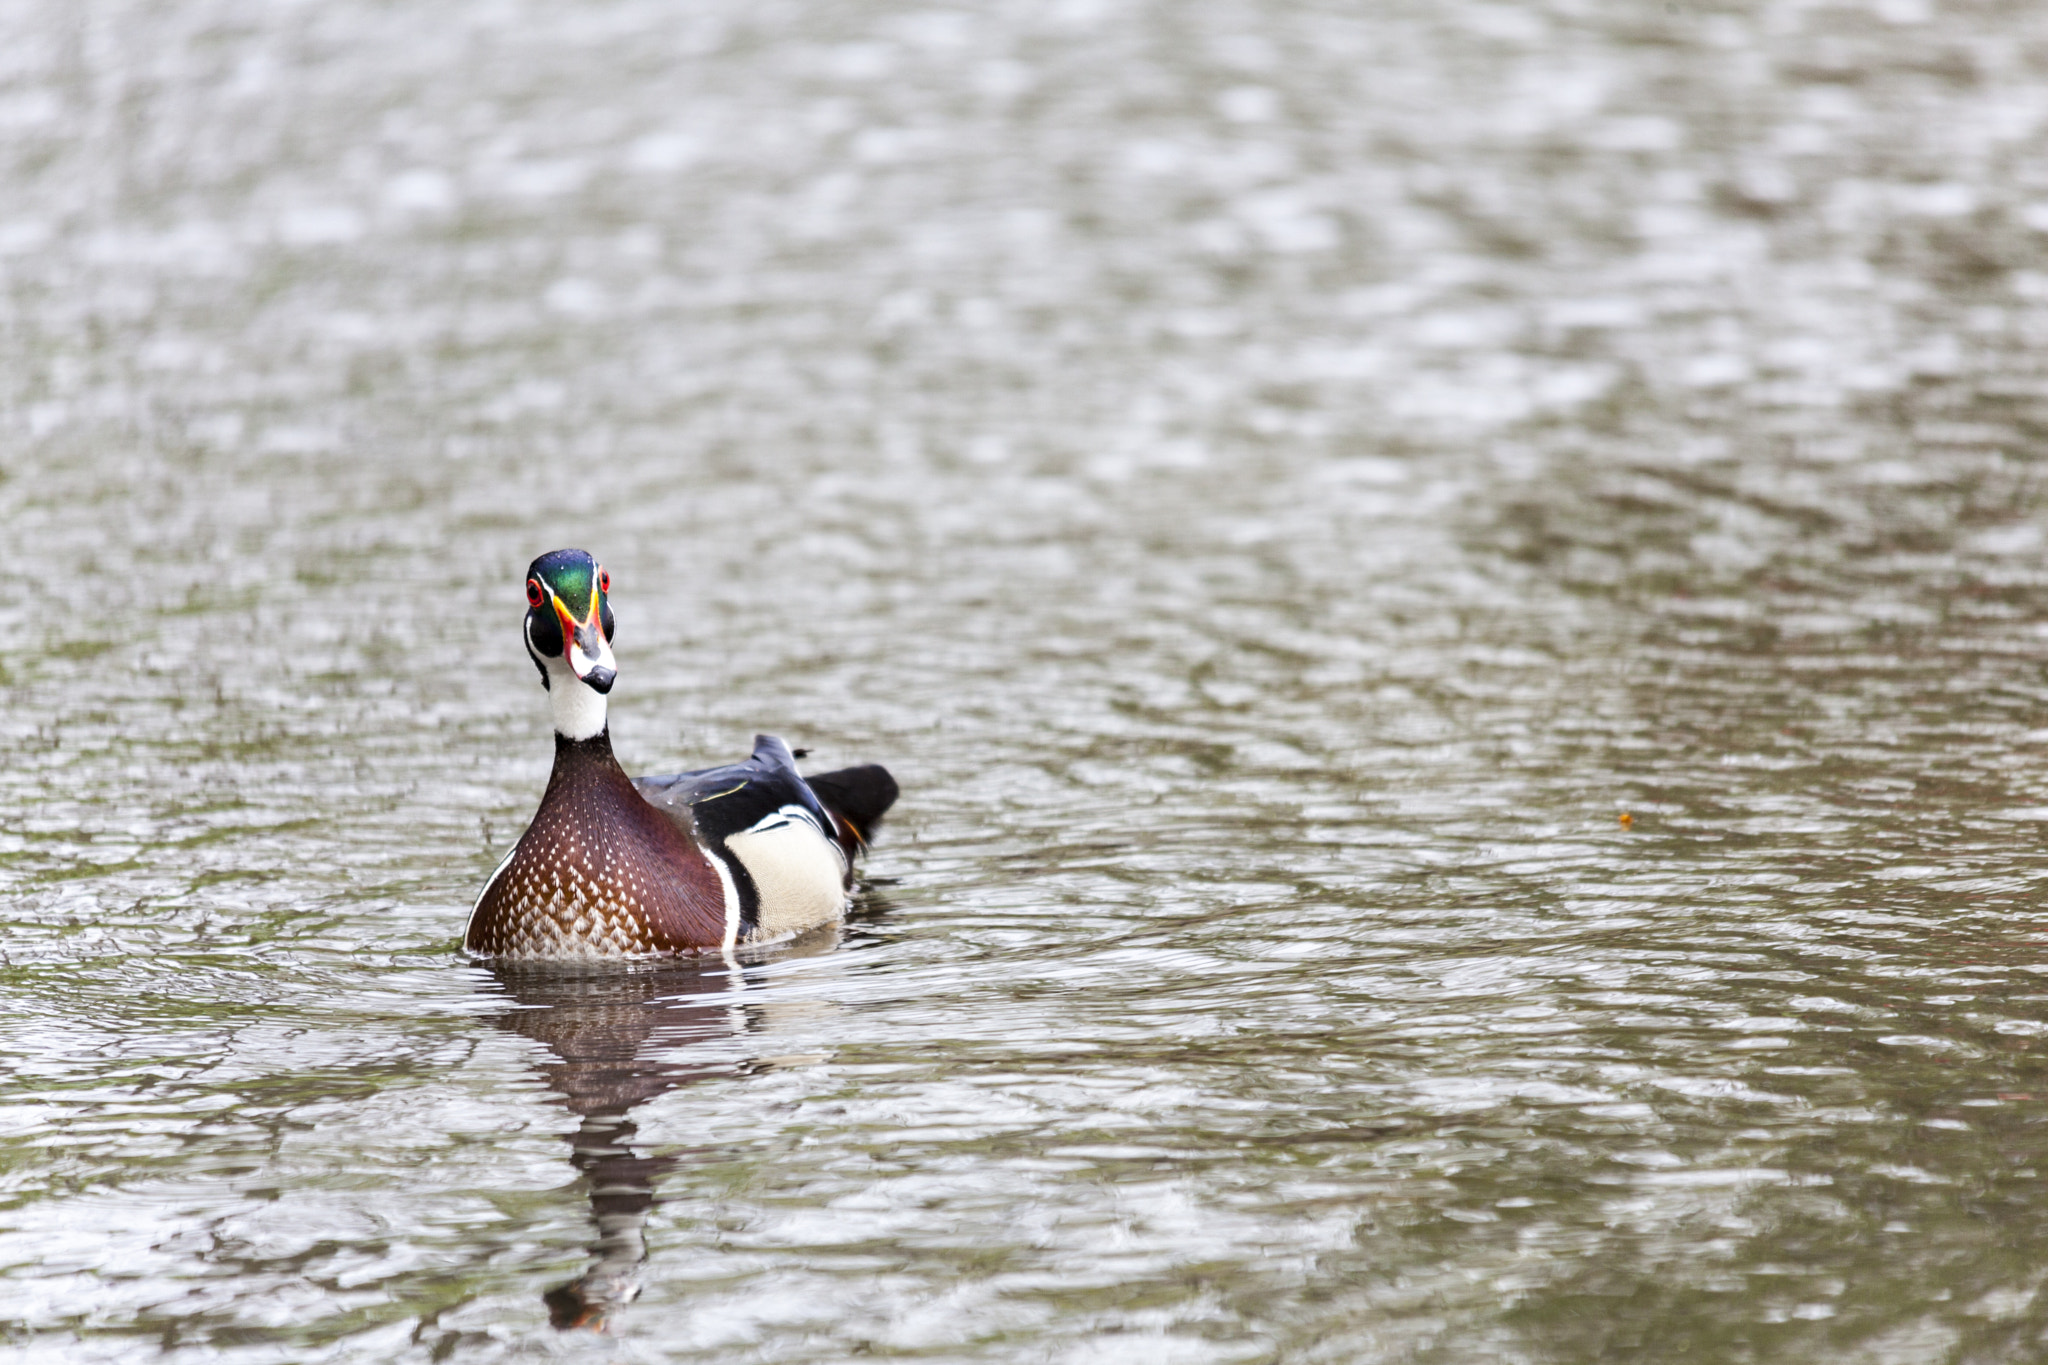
[523,548,617,740]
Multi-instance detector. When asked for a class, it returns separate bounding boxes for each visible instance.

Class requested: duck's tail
[804,764,899,852]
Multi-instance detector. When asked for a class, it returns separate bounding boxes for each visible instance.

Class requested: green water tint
[9,0,2048,1360]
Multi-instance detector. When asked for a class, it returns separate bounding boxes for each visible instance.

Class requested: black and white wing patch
[634,734,849,942]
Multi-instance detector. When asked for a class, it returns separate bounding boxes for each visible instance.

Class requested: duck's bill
[569,628,616,692]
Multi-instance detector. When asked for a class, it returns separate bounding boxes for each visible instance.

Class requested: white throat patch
[543,655,609,740]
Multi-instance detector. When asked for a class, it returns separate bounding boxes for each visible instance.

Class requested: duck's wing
[635,735,868,942]
[632,733,837,847]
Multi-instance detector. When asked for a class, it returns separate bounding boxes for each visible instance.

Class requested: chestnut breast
[467,735,729,959]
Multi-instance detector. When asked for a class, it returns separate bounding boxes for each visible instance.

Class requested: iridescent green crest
[529,548,600,620]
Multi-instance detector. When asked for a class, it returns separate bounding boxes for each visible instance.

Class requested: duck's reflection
[481,927,850,1331]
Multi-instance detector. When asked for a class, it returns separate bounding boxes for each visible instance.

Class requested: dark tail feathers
[805,764,899,845]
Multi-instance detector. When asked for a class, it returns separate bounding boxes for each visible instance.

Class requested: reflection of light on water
[485,929,852,1332]
[10,0,2048,1355]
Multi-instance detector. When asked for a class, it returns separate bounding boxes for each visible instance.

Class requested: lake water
[9,0,2048,1360]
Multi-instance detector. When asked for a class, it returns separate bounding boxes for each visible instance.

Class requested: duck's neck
[552,727,620,770]
[537,727,641,820]
[548,669,609,741]
[543,727,637,817]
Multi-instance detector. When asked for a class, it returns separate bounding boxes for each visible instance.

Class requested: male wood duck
[465,548,898,960]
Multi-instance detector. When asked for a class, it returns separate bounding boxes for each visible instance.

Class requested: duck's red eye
[598,568,610,593]
[525,578,544,608]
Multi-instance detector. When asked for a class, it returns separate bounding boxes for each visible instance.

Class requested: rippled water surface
[12,0,2048,1359]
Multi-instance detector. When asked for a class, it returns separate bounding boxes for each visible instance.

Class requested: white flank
[725,804,848,943]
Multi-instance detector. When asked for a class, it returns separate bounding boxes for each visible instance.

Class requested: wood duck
[465,548,898,960]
